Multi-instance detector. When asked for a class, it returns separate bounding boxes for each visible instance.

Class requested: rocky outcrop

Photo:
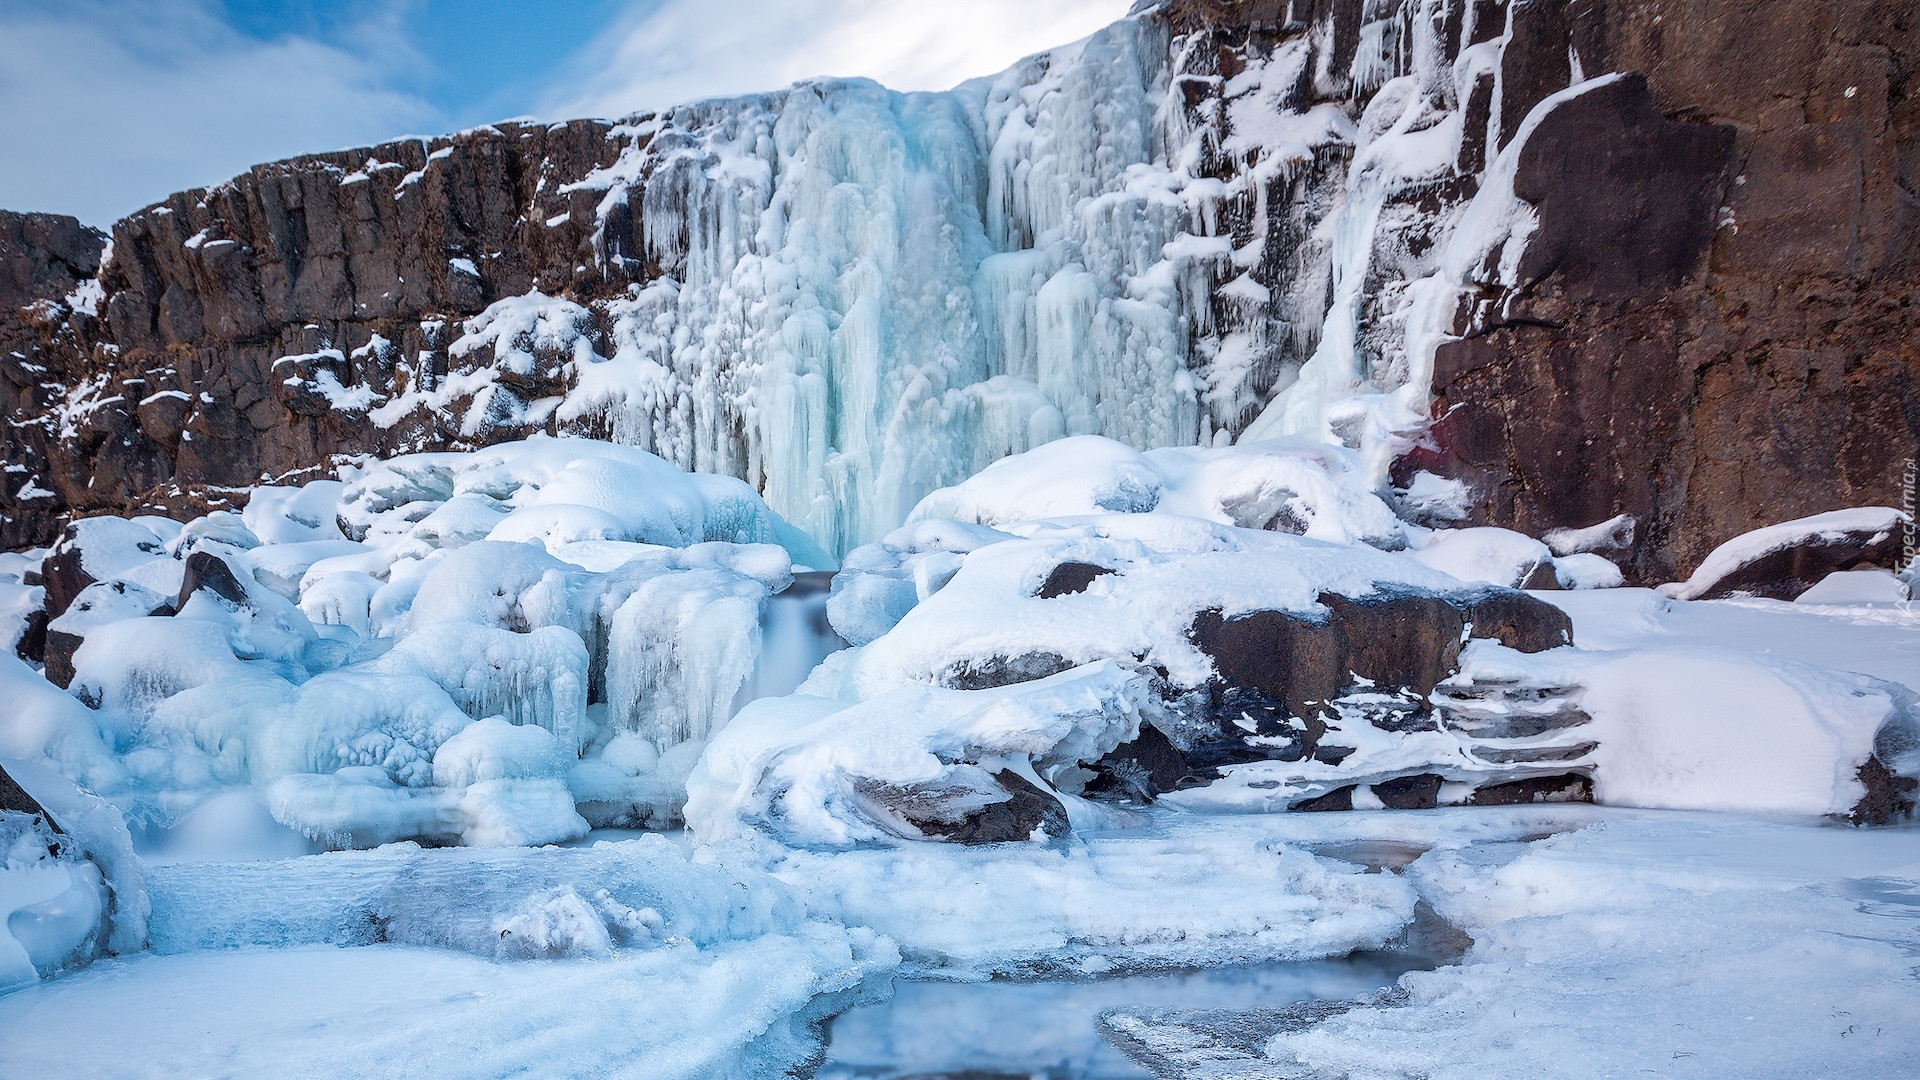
[1,211,108,546]
[2,1,1915,584]
[0,122,638,550]
[1180,584,1593,806]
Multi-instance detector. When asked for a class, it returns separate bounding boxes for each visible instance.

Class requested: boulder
[1037,561,1116,598]
[1084,724,1191,803]
[1182,582,1596,809]
[43,579,176,688]
[1660,508,1911,601]
[37,517,169,621]
[1852,756,1917,826]
[924,769,1070,845]
[1461,589,1573,652]
[13,607,47,664]
[177,549,251,608]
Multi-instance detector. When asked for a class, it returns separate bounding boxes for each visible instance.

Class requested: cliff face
[1,121,637,543]
[2,0,1915,579]
[1403,0,1920,581]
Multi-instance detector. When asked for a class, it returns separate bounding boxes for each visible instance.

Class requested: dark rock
[1318,591,1464,699]
[14,606,47,664]
[1852,755,1917,826]
[0,210,105,312]
[1188,607,1345,718]
[1411,0,1920,585]
[177,550,250,608]
[1184,588,1515,778]
[1520,560,1561,590]
[1460,588,1574,652]
[1687,520,1907,600]
[0,760,59,827]
[1468,773,1594,806]
[1372,773,1444,809]
[37,543,94,624]
[938,652,1077,691]
[1084,723,1191,803]
[1496,0,1573,152]
[41,630,85,690]
[916,769,1072,845]
[1185,683,1323,770]
[1037,561,1116,598]
[1510,73,1736,299]
[1290,785,1355,812]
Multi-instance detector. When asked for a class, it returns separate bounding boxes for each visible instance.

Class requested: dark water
[817,952,1432,1080]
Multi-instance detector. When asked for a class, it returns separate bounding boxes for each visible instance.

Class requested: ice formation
[0,437,851,854]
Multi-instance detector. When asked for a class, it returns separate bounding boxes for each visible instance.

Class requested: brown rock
[1037,561,1116,598]
[1682,517,1907,600]
[909,769,1072,845]
[1461,588,1574,652]
[1085,723,1191,803]
[0,760,59,826]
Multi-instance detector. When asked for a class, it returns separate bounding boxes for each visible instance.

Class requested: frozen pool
[817,952,1435,1079]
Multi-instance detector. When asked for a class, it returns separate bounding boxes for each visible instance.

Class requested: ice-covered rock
[335,435,831,568]
[1,807,106,992]
[0,757,146,988]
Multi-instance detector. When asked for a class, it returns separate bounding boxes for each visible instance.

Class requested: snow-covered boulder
[760,516,1593,834]
[1402,525,1624,591]
[35,517,171,622]
[687,661,1152,848]
[335,436,832,569]
[1660,507,1911,601]
[1403,526,1555,588]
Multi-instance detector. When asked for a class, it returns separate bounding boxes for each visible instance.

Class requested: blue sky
[0,0,1131,227]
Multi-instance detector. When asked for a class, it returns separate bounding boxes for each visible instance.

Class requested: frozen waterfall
[311,1,1583,556]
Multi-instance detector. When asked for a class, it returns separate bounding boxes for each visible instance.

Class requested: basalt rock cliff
[2,0,1915,580]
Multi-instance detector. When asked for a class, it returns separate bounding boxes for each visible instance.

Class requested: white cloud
[0,0,1141,228]
[0,1,437,226]
[543,0,1138,121]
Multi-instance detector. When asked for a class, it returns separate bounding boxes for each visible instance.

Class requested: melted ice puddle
[818,953,1433,1080]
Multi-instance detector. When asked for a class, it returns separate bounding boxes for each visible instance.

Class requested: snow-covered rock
[688,661,1152,849]
[1660,507,1911,601]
